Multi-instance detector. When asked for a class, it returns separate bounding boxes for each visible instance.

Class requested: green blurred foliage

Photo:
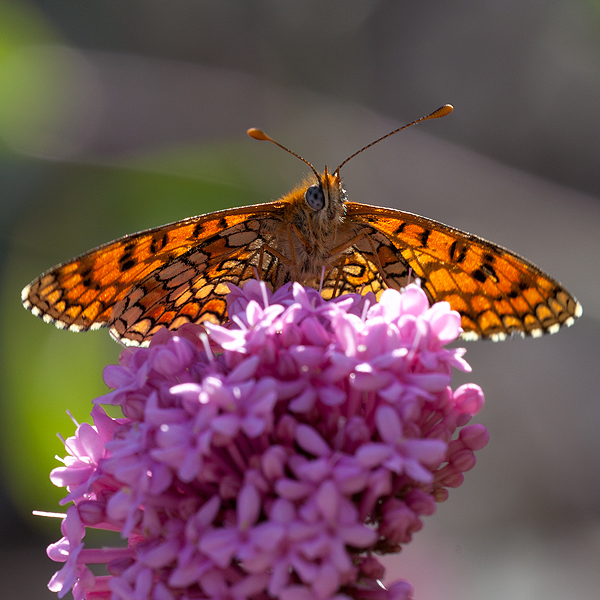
[0,0,289,522]
[0,0,63,158]
[0,0,54,57]
[0,2,284,525]
[1,153,267,524]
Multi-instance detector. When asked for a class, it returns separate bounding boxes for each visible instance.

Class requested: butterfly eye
[304,185,325,210]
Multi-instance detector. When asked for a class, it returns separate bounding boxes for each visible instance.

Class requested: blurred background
[0,1,599,599]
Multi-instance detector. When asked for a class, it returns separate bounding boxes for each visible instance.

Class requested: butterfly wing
[345,202,582,340]
[22,193,582,345]
[22,202,289,346]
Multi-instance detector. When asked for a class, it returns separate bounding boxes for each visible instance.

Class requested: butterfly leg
[285,224,302,281]
[328,230,393,289]
[301,205,316,246]
[287,222,320,282]
[255,239,298,284]
[332,255,347,297]
[363,232,395,288]
[239,251,263,285]
[256,246,266,281]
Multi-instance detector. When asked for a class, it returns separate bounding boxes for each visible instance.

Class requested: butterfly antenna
[248,128,320,180]
[335,104,453,173]
[319,265,326,294]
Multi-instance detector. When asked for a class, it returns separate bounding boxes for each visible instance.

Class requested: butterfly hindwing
[109,216,292,345]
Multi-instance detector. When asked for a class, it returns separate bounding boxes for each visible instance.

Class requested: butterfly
[22,105,582,346]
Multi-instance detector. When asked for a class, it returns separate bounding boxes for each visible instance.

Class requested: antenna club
[335,104,455,172]
[247,128,272,141]
[429,104,453,119]
[246,127,320,178]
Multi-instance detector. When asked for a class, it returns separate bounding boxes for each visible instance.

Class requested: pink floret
[46,283,488,600]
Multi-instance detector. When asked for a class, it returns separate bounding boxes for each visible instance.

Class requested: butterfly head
[247,128,347,218]
[303,166,347,218]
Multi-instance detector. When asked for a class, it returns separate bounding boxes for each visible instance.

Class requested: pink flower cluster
[47,282,488,600]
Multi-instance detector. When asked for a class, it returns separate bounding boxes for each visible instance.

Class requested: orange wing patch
[347,203,581,341]
[22,202,289,346]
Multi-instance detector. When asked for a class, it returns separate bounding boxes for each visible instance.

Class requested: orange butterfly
[22,105,582,346]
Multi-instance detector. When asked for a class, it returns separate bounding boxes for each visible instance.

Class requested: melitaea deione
[22,105,582,346]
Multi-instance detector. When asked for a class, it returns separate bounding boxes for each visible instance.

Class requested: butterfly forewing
[22,202,289,345]
[347,202,581,340]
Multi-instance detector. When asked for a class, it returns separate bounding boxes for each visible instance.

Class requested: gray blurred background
[0,1,599,599]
